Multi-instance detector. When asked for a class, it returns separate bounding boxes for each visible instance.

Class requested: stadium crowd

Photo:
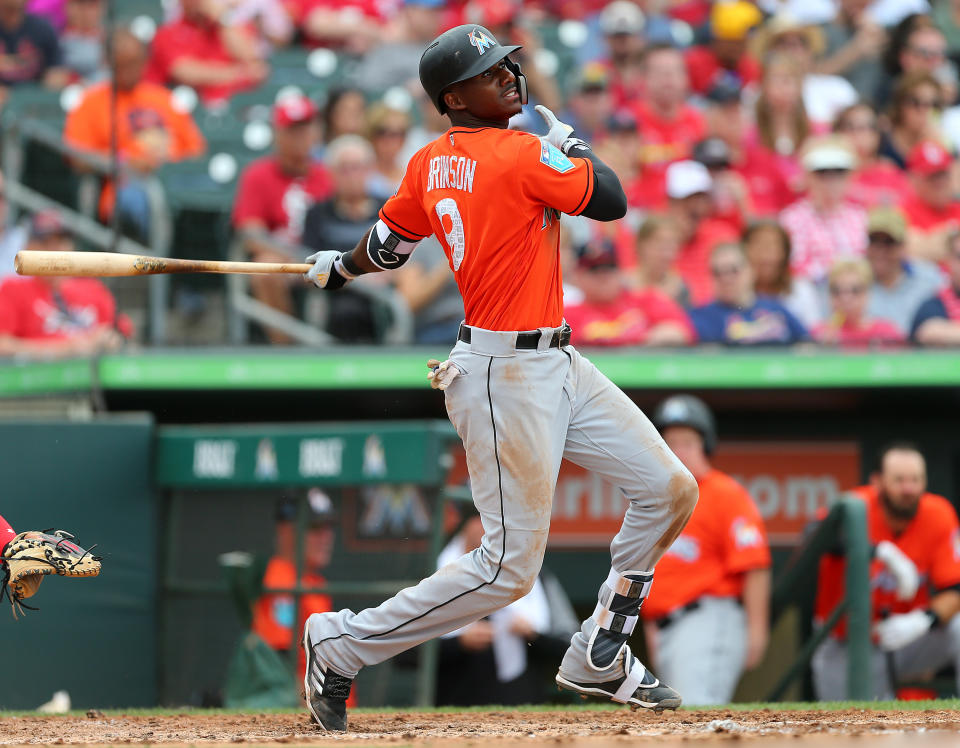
[2,0,960,348]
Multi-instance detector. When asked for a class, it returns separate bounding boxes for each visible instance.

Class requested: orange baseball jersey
[815,486,960,639]
[642,470,771,620]
[379,127,595,331]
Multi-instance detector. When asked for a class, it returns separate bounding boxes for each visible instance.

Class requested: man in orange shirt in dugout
[812,443,960,700]
[644,394,771,705]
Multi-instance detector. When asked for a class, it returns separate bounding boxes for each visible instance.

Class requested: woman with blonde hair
[743,220,821,328]
[812,257,904,346]
[751,52,812,196]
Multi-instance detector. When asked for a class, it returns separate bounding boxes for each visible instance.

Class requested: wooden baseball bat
[14,251,313,277]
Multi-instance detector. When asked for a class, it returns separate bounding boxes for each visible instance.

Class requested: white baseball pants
[812,613,960,700]
[647,596,747,705]
[306,325,697,683]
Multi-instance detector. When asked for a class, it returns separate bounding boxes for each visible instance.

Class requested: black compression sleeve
[568,145,627,221]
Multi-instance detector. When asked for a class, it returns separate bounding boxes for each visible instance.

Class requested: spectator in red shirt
[703,79,793,217]
[902,139,960,263]
[813,257,905,347]
[833,102,910,210]
[664,160,739,305]
[0,211,127,357]
[692,137,749,229]
[292,0,385,54]
[232,95,333,344]
[632,216,690,307]
[780,136,867,283]
[146,0,267,106]
[631,44,706,205]
[595,0,646,109]
[564,237,695,347]
[684,0,762,96]
[750,53,812,197]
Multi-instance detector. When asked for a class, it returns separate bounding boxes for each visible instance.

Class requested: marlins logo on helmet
[468,27,495,54]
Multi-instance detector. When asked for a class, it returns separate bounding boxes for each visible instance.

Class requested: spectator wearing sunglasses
[861,205,944,335]
[879,72,944,170]
[780,136,867,284]
[813,257,904,347]
[833,103,910,210]
[365,103,411,201]
[689,242,808,346]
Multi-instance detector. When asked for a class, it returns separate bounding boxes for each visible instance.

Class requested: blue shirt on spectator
[690,296,809,345]
[910,290,956,340]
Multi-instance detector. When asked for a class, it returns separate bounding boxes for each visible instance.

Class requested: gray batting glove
[426,358,461,390]
[534,105,575,151]
[304,250,349,290]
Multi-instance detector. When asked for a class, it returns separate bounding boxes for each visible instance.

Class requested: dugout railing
[767,495,871,700]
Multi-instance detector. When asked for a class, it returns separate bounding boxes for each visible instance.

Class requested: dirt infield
[2,708,960,747]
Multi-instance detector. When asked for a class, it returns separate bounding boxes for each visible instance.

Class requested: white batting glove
[875,540,920,601]
[873,610,936,651]
[304,250,350,290]
[426,358,461,390]
[534,105,578,152]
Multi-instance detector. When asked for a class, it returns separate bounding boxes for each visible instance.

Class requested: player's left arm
[535,106,626,221]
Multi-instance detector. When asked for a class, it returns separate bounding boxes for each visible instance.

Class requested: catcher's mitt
[1,530,101,618]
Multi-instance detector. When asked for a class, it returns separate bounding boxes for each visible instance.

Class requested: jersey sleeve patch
[539,140,574,173]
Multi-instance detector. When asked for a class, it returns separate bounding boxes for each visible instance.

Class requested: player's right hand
[875,540,920,601]
[427,358,461,390]
[534,105,575,151]
[304,250,350,290]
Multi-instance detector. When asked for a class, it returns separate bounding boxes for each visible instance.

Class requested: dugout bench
[153,420,462,707]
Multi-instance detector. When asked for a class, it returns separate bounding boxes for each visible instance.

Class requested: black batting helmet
[652,395,718,454]
[419,24,528,114]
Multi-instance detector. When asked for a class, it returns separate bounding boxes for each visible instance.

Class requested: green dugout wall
[0,417,156,710]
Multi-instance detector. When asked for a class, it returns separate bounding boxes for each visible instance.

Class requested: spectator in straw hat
[754,13,857,126]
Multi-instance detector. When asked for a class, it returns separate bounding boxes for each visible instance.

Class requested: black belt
[458,324,571,350]
[654,600,702,630]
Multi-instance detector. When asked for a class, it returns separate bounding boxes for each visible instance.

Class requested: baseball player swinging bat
[14,250,312,278]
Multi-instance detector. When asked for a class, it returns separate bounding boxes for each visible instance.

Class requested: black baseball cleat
[302,627,353,731]
[555,649,681,712]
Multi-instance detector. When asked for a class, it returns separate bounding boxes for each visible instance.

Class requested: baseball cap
[705,75,742,105]
[801,138,855,172]
[275,488,338,525]
[666,160,713,200]
[710,1,763,42]
[693,137,732,169]
[575,237,619,270]
[606,109,638,133]
[599,1,645,36]
[574,62,610,93]
[867,206,906,243]
[907,140,952,176]
[274,95,318,129]
[30,210,68,239]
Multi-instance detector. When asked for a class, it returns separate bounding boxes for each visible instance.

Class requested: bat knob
[13,252,22,275]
